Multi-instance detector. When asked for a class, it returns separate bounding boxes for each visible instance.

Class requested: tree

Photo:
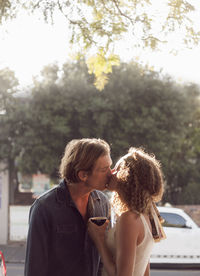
[178,98,200,204]
[16,61,200,204]
[18,64,75,179]
[0,68,24,204]
[1,0,200,90]
[1,60,199,204]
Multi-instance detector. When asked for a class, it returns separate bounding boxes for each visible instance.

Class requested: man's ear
[78,170,88,181]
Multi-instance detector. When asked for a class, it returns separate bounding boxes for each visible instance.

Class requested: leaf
[94,73,108,91]
[86,50,120,90]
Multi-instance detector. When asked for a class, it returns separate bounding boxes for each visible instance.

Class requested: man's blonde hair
[59,138,110,183]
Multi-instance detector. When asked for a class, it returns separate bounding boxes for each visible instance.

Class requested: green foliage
[87,49,120,90]
[1,61,200,204]
[180,182,200,204]
[0,67,18,112]
[0,0,200,89]
[0,0,11,23]
[0,68,27,203]
[0,68,19,163]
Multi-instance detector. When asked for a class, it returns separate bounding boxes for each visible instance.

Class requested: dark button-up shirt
[25,179,110,276]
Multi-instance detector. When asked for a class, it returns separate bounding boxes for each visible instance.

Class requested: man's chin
[96,184,107,191]
[98,187,105,191]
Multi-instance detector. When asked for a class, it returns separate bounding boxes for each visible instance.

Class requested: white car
[150,206,200,268]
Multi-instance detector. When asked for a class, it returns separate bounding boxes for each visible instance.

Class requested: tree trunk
[8,158,18,205]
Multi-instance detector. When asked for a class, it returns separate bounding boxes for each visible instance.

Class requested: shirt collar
[56,179,101,205]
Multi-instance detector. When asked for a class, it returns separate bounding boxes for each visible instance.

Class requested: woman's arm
[115,211,140,276]
[88,211,141,276]
[87,220,116,276]
[144,262,150,276]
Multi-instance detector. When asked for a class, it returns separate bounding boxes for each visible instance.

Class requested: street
[6,263,24,276]
[151,270,200,276]
[6,263,200,276]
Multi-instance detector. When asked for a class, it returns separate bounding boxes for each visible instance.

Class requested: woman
[88,147,166,276]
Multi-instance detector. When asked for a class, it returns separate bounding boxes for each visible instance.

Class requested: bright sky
[0,9,200,88]
[0,12,69,87]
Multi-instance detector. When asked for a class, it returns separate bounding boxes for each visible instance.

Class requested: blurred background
[0,1,200,274]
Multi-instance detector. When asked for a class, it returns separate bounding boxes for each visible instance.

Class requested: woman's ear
[78,170,88,181]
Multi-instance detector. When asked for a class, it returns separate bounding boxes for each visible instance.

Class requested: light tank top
[102,214,154,276]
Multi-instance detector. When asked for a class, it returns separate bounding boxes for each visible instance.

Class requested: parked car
[150,206,200,268]
[0,251,6,276]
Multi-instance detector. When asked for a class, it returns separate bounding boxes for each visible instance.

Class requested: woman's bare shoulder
[116,211,141,244]
[117,210,141,228]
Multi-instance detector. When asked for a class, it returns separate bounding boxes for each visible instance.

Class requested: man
[25,138,112,276]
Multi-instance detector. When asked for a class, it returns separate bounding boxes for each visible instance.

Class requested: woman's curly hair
[112,147,164,216]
